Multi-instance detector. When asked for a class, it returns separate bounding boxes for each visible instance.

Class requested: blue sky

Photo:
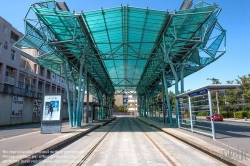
[0,0,249,92]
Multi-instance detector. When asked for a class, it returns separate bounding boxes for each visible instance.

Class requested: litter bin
[244,117,247,121]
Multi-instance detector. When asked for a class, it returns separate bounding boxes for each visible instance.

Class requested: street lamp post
[207,78,220,114]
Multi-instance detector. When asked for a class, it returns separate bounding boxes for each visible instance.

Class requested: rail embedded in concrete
[136,117,249,166]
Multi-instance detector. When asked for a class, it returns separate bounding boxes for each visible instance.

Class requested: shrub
[221,111,228,118]
[235,111,248,119]
[228,111,234,118]
[197,111,207,116]
[248,111,250,118]
[221,111,234,118]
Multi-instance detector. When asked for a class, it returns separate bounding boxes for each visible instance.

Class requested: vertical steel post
[163,34,179,126]
[216,91,220,114]
[63,63,73,127]
[208,90,216,139]
[157,94,160,121]
[180,63,185,93]
[69,72,76,126]
[76,56,84,127]
[188,96,193,132]
[162,78,165,122]
[143,96,146,117]
[162,62,173,125]
[86,77,90,123]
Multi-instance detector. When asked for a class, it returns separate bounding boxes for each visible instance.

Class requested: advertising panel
[42,95,61,121]
[11,96,24,117]
[33,99,41,117]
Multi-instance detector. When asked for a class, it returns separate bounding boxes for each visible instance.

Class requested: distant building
[114,91,138,114]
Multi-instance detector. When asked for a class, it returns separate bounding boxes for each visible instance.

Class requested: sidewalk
[0,117,116,165]
[137,117,250,166]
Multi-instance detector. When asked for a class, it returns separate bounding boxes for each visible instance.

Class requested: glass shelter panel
[190,94,213,137]
[178,97,192,130]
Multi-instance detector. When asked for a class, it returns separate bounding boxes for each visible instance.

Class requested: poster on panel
[42,95,61,121]
[11,96,24,117]
[33,99,41,117]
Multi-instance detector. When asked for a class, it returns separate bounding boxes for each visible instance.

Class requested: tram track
[132,118,180,166]
[75,118,120,166]
[61,117,226,166]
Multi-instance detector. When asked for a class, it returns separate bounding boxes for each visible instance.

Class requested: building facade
[0,16,73,100]
[0,16,73,125]
[114,91,138,114]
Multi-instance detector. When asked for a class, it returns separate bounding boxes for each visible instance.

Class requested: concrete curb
[137,117,249,166]
[2,117,116,166]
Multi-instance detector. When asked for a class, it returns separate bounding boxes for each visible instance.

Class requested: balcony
[4,76,15,85]
[10,38,17,45]
[0,83,43,99]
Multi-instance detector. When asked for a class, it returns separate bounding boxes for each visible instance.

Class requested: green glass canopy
[15,0,226,97]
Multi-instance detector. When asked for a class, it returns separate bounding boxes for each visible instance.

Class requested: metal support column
[180,62,185,93]
[143,96,146,117]
[63,62,73,127]
[86,77,90,123]
[161,78,166,123]
[208,90,216,139]
[162,62,173,125]
[76,55,84,127]
[188,96,193,132]
[216,91,220,114]
[69,71,76,126]
[163,34,179,126]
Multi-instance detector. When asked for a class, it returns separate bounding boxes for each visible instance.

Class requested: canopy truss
[15,0,226,98]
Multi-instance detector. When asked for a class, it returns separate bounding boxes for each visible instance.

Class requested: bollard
[244,117,247,121]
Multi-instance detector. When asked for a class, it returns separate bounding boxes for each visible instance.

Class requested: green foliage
[118,105,127,112]
[197,111,207,116]
[221,111,234,118]
[221,111,228,118]
[248,111,250,118]
[235,111,248,119]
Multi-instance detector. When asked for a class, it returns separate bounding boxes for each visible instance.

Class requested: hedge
[221,111,234,118]
[197,111,208,116]
[235,111,248,119]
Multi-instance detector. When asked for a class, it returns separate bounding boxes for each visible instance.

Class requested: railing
[10,38,17,45]
[4,76,15,85]
[0,83,43,99]
[0,83,73,101]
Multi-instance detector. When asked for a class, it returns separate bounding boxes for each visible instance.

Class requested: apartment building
[114,91,138,114]
[0,16,73,100]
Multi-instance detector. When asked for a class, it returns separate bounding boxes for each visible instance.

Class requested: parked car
[206,113,223,121]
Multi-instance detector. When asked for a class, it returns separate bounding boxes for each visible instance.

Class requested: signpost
[11,96,24,117]
[41,94,62,134]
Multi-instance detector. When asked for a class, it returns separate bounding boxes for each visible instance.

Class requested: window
[0,42,2,54]
[5,71,9,76]
[10,31,19,44]
[11,49,15,60]
[3,26,7,34]
[4,41,8,50]
[52,74,56,82]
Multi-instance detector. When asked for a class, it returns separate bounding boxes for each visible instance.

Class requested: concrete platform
[0,117,116,166]
[137,117,250,166]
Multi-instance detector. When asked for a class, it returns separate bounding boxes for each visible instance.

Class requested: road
[193,120,250,154]
[0,121,69,140]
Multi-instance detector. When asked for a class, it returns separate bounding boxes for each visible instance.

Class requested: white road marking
[0,124,69,141]
[214,139,250,157]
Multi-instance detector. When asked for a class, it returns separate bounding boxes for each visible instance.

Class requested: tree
[118,105,127,112]
[235,75,250,110]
